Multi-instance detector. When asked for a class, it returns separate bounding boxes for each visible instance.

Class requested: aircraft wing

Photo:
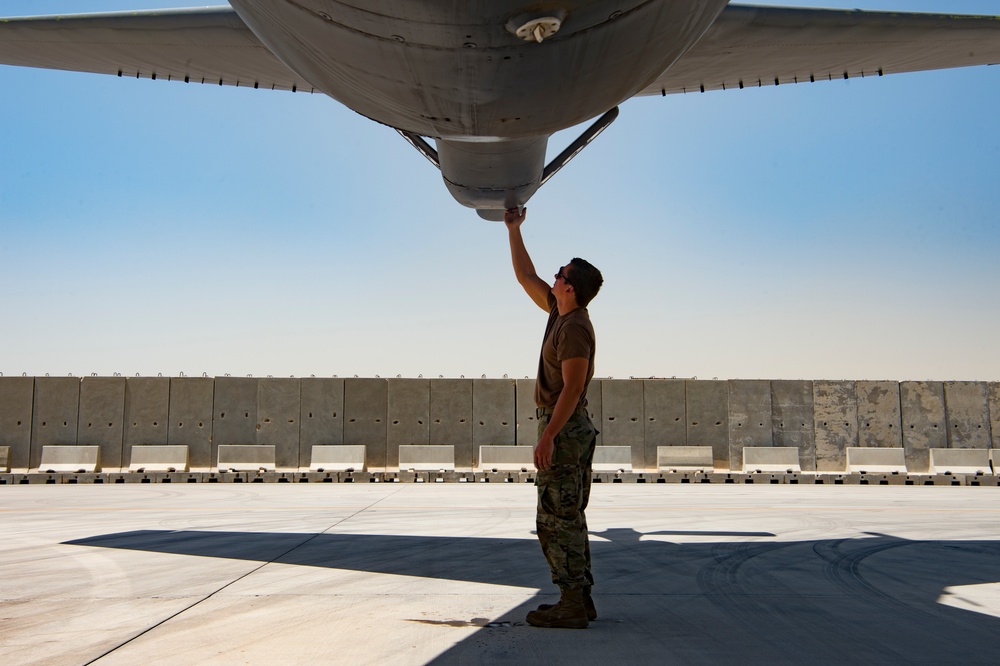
[640,4,1000,95]
[0,7,309,92]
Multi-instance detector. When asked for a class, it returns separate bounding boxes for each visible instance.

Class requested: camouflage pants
[535,409,598,591]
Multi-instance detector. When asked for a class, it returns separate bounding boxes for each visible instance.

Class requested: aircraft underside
[1,1,999,218]
[227,0,730,217]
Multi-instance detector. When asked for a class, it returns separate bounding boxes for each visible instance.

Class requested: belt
[536,405,588,418]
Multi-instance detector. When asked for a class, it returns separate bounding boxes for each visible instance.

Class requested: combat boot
[535,590,597,621]
[526,588,589,628]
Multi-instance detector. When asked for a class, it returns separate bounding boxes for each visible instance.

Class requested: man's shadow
[66,527,1000,662]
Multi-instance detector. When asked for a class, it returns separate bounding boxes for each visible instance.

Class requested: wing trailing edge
[641,5,1000,96]
[0,7,309,92]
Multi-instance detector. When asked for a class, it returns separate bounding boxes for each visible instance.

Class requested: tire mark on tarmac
[695,540,845,652]
[813,537,940,621]
[814,538,905,600]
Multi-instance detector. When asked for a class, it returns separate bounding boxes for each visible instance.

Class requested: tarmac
[3,483,1000,665]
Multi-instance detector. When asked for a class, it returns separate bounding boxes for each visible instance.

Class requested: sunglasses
[555,268,572,285]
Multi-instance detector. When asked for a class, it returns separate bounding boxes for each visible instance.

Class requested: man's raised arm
[504,207,551,312]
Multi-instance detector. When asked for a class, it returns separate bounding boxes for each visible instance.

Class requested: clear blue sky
[2,1,998,381]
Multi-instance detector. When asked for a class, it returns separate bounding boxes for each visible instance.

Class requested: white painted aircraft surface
[2,1,999,219]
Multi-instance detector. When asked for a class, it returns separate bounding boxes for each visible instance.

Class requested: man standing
[504,206,603,629]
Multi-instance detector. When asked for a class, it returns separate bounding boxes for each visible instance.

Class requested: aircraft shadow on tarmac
[66,529,1000,662]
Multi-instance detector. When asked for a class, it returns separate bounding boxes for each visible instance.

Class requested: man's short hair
[568,258,603,307]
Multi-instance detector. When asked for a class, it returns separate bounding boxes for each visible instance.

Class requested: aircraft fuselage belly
[230,0,727,138]
[229,0,730,211]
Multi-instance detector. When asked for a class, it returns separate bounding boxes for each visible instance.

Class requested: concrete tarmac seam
[81,485,410,665]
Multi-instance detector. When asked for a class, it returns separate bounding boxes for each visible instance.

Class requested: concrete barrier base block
[162,472,204,483]
[64,473,106,484]
[967,475,1000,487]
[25,473,62,484]
[475,472,519,483]
[706,473,750,484]
[202,472,249,483]
[247,472,296,483]
[338,472,377,483]
[116,473,155,483]
[292,472,335,482]
[904,474,960,486]
[744,473,787,484]
[657,472,703,483]
[429,471,474,483]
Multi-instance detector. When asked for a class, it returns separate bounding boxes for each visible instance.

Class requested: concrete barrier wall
[602,380,644,469]
[0,377,995,472]
[857,381,902,449]
[900,382,947,473]
[299,378,344,467]
[991,383,1000,451]
[771,380,814,470]
[813,381,858,472]
[345,379,387,469]
[168,377,214,469]
[728,380,772,472]
[644,379,685,469]
[0,378,33,471]
[686,381,729,469]
[78,377,126,469]
[124,377,169,466]
[387,378,430,469]
[431,379,473,468]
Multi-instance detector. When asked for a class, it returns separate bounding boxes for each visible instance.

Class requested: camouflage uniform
[536,407,598,591]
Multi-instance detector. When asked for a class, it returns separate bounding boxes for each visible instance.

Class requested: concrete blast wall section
[1,377,997,472]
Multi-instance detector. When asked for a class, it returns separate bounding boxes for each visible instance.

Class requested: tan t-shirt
[534,293,596,408]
